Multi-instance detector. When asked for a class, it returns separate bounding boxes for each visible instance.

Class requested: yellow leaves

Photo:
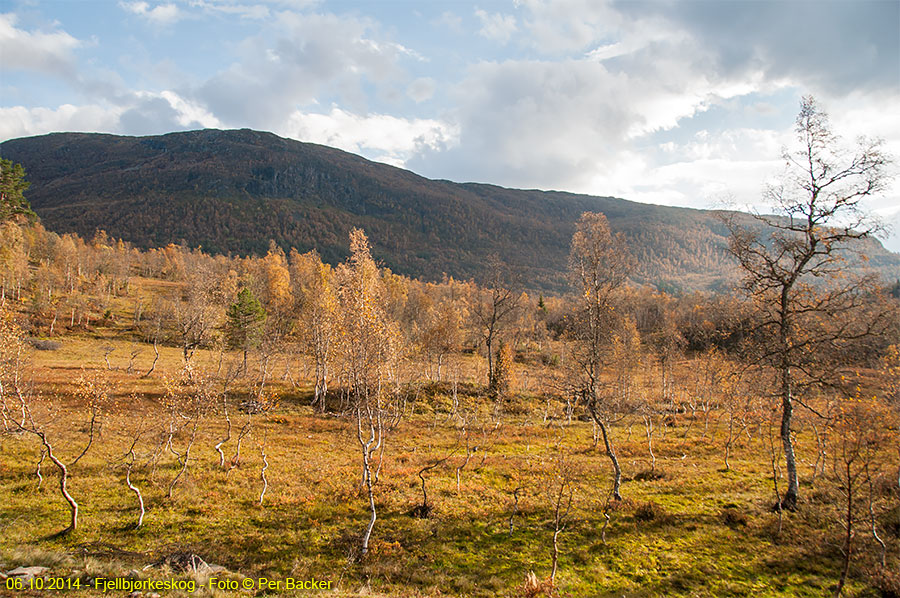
[73,372,109,415]
[331,228,402,394]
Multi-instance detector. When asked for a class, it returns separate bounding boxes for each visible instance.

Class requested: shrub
[26,337,61,351]
[633,501,669,523]
[721,507,748,527]
[869,567,900,598]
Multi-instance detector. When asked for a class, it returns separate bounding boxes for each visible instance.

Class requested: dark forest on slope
[2,129,898,292]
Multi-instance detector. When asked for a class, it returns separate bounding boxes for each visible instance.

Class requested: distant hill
[2,129,898,292]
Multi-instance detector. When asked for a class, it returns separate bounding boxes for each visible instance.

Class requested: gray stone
[7,566,49,581]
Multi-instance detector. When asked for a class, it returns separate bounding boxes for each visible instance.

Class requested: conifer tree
[0,159,35,223]
[226,287,266,374]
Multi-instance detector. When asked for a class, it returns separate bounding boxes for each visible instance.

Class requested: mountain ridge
[2,128,898,292]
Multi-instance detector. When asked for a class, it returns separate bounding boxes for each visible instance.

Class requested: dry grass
[2,319,897,597]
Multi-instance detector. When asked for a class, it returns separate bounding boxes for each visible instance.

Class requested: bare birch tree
[723,96,893,510]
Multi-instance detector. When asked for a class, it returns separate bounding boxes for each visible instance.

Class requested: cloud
[281,106,458,167]
[616,0,900,97]
[407,77,435,103]
[0,104,122,140]
[0,13,81,77]
[517,0,623,55]
[196,11,414,128]
[119,90,222,134]
[408,47,762,191]
[187,0,270,20]
[0,90,222,140]
[435,11,463,33]
[120,2,182,25]
[474,9,517,44]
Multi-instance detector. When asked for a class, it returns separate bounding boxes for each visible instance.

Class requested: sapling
[123,424,146,528]
[412,441,459,518]
[257,431,269,506]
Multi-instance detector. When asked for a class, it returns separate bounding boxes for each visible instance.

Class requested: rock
[147,593,160,598]
[193,559,229,575]
[128,592,143,598]
[7,566,49,581]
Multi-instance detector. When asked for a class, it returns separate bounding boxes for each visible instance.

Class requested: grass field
[0,277,896,597]
[2,328,895,598]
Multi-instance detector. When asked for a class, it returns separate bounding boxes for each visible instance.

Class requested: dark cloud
[616,0,900,95]
[118,95,186,135]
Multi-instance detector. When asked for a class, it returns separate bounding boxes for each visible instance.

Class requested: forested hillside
[5,130,897,292]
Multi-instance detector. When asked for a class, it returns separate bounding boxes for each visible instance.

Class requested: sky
[1,0,899,251]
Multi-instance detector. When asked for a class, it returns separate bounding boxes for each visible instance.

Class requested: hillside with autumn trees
[3,129,898,293]
[2,100,900,598]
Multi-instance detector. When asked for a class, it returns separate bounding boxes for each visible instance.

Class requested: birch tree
[291,249,339,412]
[336,228,402,559]
[724,96,892,510]
[568,211,634,500]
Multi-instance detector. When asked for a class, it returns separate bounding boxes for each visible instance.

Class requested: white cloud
[187,0,270,19]
[409,49,774,193]
[157,90,222,128]
[120,2,182,25]
[436,11,463,34]
[0,104,122,140]
[474,9,517,44]
[117,89,223,134]
[0,89,223,141]
[0,13,81,76]
[282,106,458,167]
[517,0,622,54]
[196,11,414,128]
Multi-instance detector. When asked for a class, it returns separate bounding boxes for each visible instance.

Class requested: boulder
[7,566,50,581]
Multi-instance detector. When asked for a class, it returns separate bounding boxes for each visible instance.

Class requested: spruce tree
[225,287,266,373]
[0,159,35,223]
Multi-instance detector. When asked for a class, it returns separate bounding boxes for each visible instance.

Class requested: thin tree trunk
[866,464,886,568]
[551,526,561,583]
[834,460,852,598]
[36,446,46,490]
[168,419,198,499]
[258,443,269,506]
[40,434,77,533]
[644,415,656,473]
[779,296,799,511]
[508,486,522,536]
[215,395,231,468]
[591,409,622,500]
[142,339,159,378]
[359,427,377,557]
[779,384,798,510]
[125,452,145,528]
